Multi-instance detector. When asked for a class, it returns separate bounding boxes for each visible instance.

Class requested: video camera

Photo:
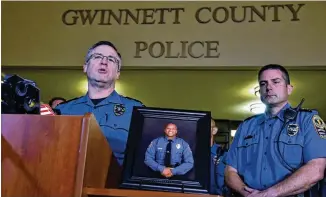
[1,74,40,114]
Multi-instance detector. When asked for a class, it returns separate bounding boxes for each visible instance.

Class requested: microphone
[40,104,55,115]
[284,98,305,122]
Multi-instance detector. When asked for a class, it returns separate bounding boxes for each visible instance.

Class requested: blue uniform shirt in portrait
[144,136,194,176]
[211,143,229,195]
[55,90,144,165]
[225,103,326,190]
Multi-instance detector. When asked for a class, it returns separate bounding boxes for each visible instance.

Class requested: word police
[134,41,220,59]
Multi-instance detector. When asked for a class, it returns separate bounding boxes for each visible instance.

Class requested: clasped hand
[161,167,173,178]
[244,186,276,197]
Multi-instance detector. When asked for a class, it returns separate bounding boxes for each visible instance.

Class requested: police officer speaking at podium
[144,123,194,179]
[225,64,326,197]
[55,41,144,166]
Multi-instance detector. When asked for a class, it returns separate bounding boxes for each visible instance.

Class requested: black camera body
[1,74,40,114]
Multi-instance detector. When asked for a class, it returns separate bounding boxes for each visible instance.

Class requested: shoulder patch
[244,114,261,122]
[312,115,326,139]
[122,96,145,106]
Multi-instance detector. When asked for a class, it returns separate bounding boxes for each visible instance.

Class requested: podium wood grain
[1,114,111,197]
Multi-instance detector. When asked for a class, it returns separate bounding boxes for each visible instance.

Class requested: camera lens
[15,82,28,97]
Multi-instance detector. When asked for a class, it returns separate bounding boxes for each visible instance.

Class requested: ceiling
[2,66,326,121]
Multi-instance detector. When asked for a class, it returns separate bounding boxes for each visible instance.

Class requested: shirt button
[264,152,267,155]
[265,137,268,139]
[263,167,267,170]
[263,184,267,188]
[288,140,292,143]
[114,124,117,127]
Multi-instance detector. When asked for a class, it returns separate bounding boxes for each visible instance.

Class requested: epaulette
[56,96,83,106]
[122,96,145,106]
[244,114,261,122]
[299,108,315,113]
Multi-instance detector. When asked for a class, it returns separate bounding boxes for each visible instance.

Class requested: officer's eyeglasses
[88,53,120,66]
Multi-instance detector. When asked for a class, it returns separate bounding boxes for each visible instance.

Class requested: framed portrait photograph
[120,106,211,194]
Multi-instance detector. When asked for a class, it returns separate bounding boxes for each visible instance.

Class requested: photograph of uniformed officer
[225,64,326,197]
[56,41,144,166]
[144,123,194,179]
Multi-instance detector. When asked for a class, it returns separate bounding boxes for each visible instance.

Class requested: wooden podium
[1,114,217,197]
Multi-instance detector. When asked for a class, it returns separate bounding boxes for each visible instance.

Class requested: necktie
[164,140,172,167]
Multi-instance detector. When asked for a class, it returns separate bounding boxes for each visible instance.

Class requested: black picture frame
[120,106,211,194]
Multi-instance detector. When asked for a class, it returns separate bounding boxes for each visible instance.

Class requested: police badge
[113,104,125,116]
[287,123,299,136]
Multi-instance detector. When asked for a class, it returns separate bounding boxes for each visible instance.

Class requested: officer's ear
[115,61,121,79]
[287,84,293,95]
[83,63,88,73]
[115,70,120,80]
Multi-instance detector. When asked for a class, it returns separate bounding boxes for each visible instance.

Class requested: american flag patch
[40,104,55,115]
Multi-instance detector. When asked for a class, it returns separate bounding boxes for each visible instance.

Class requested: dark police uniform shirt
[211,143,228,195]
[226,103,326,190]
[144,136,194,176]
[55,90,144,165]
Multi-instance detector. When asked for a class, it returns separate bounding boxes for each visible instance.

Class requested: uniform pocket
[99,122,129,154]
[156,149,165,161]
[275,133,304,166]
[171,149,182,164]
[237,137,259,165]
[98,112,129,131]
[104,119,128,131]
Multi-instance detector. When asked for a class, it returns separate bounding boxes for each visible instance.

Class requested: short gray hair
[85,41,122,71]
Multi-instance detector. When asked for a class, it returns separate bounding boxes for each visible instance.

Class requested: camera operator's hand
[161,168,173,178]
